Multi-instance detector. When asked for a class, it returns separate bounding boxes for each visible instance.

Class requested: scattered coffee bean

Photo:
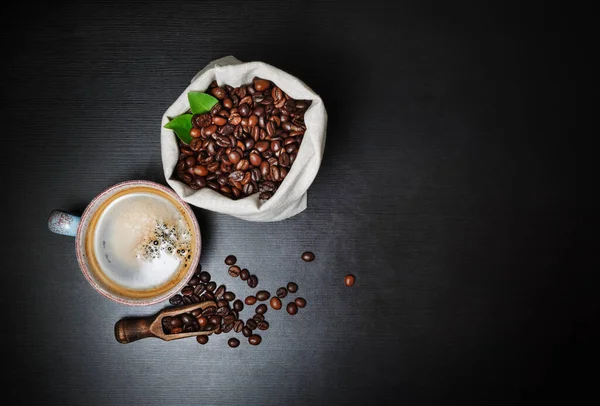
[206,281,217,292]
[256,290,270,301]
[242,326,252,337]
[245,296,257,305]
[222,323,234,333]
[248,335,262,346]
[287,282,298,293]
[256,304,268,315]
[286,302,298,315]
[199,271,211,283]
[197,335,209,344]
[276,287,288,298]
[253,313,265,322]
[240,268,250,280]
[257,321,269,331]
[228,265,241,277]
[270,297,282,310]
[169,294,183,305]
[228,338,240,348]
[301,251,315,262]
[193,284,205,296]
[223,291,236,301]
[234,320,244,333]
[182,296,192,304]
[215,285,226,299]
[188,276,200,286]
[233,300,244,312]
[216,306,230,316]
[246,319,258,330]
[295,297,307,308]
[217,299,229,308]
[224,255,237,265]
[247,275,259,288]
[344,274,356,287]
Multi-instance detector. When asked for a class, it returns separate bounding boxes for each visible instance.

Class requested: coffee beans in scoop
[174,78,312,200]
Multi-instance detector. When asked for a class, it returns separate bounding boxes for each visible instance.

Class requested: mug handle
[48,210,81,237]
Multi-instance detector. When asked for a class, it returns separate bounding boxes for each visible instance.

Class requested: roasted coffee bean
[247,275,259,288]
[279,151,291,167]
[270,166,280,182]
[191,309,201,318]
[233,299,244,312]
[242,326,252,337]
[215,285,226,299]
[249,151,262,166]
[193,113,212,128]
[240,268,250,280]
[193,284,205,296]
[245,296,257,305]
[253,78,270,91]
[228,337,240,348]
[208,315,221,326]
[204,291,215,301]
[199,272,211,283]
[255,304,268,315]
[246,319,258,330]
[216,306,230,317]
[211,87,226,99]
[196,335,209,344]
[248,335,262,346]
[171,327,183,334]
[190,128,202,138]
[231,309,239,320]
[286,302,298,315]
[201,306,217,316]
[223,315,235,326]
[259,192,272,200]
[257,321,269,331]
[170,317,183,328]
[223,291,236,301]
[234,320,244,333]
[270,297,282,310]
[214,324,222,334]
[206,281,216,292]
[182,296,192,304]
[270,140,281,152]
[182,286,194,296]
[191,294,201,303]
[227,151,241,165]
[256,290,270,301]
[188,276,200,286]
[344,274,356,287]
[197,316,208,328]
[169,294,183,305]
[184,155,196,168]
[238,103,251,117]
[228,265,241,277]
[217,299,229,308]
[252,314,264,322]
[287,282,298,293]
[295,297,307,308]
[301,251,315,262]
[262,180,275,192]
[222,323,233,333]
[213,116,227,126]
[181,313,194,325]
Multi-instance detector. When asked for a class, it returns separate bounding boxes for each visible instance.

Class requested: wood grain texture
[0,1,590,405]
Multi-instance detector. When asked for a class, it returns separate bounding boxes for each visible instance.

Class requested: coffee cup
[48,180,201,306]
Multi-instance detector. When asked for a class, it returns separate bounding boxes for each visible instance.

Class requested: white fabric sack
[161,56,327,221]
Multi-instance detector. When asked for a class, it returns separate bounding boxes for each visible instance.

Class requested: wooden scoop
[114,301,217,344]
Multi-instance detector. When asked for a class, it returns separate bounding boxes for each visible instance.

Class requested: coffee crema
[83,186,196,299]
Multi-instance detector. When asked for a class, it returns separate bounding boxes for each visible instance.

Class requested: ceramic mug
[48,180,201,306]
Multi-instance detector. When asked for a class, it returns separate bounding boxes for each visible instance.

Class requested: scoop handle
[114,316,156,344]
[48,210,81,237]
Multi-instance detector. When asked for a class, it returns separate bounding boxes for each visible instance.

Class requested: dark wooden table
[1,1,590,404]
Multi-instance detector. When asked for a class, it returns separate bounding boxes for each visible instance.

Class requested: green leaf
[164,114,193,144]
[188,92,218,115]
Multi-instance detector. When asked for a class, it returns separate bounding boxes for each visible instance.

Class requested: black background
[1,1,592,405]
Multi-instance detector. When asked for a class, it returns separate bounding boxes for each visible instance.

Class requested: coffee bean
[193,284,205,296]
[295,297,307,308]
[196,335,209,344]
[344,274,356,287]
[249,151,262,166]
[214,324,222,334]
[193,113,212,128]
[170,317,183,328]
[234,320,243,333]
[233,300,244,312]
[253,313,265,322]
[197,316,208,328]
[228,265,241,278]
[286,302,298,315]
[228,337,240,348]
[211,87,226,99]
[270,297,282,310]
[201,306,217,316]
[188,276,200,286]
[286,282,298,293]
[301,251,315,262]
[223,291,236,301]
[224,255,237,265]
[216,306,230,316]
[231,309,239,320]
[217,299,229,308]
[245,296,257,305]
[276,287,287,298]
[246,319,258,330]
[191,294,200,303]
[259,192,272,200]
[204,291,215,301]
[242,326,252,337]
[213,116,227,126]
[257,321,269,331]
[208,315,221,326]
[181,313,194,325]
[169,294,183,305]
[171,327,183,334]
[216,286,227,300]
[238,103,251,117]
[222,323,234,333]
[256,304,268,315]
[182,296,192,304]
[199,272,211,283]
[223,314,235,326]
[248,335,262,346]
[181,286,194,296]
[256,290,270,301]
[247,275,259,288]
[205,281,216,292]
